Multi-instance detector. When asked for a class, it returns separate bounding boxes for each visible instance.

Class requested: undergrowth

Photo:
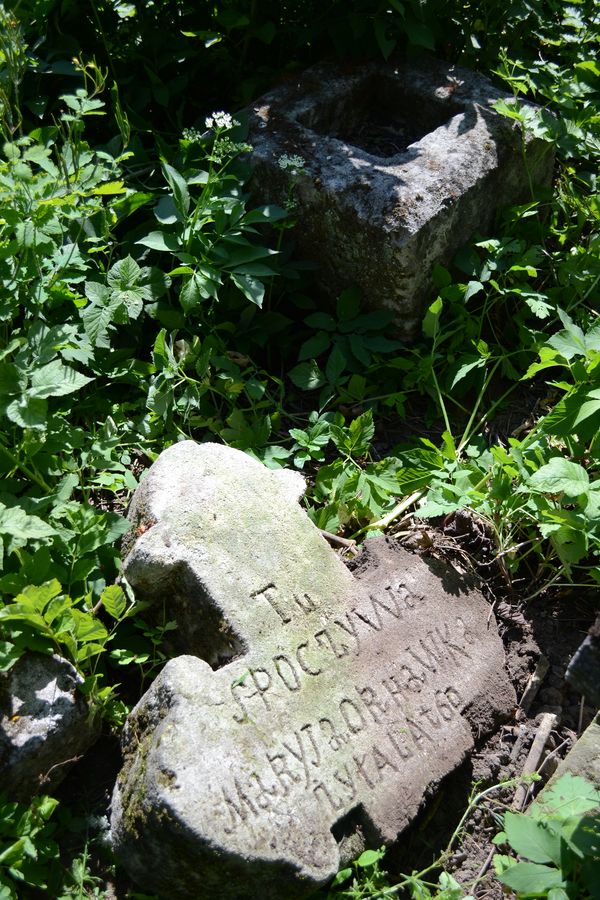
[0,0,598,896]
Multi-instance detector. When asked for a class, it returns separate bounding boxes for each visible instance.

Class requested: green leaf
[404,19,435,50]
[289,361,325,391]
[230,273,264,307]
[532,773,600,820]
[137,231,181,252]
[298,332,330,361]
[503,812,562,864]
[336,288,361,322]
[325,343,347,384]
[162,163,190,217]
[107,255,141,290]
[449,356,485,389]
[30,360,93,399]
[356,848,385,867]
[0,504,57,550]
[423,298,442,338]
[498,862,564,893]
[331,867,352,886]
[528,459,589,497]
[5,396,47,429]
[101,584,127,619]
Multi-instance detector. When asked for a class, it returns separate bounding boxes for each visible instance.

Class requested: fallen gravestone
[111,441,515,899]
[0,653,100,800]
[247,58,554,338]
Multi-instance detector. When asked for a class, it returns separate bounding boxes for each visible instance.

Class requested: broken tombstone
[247,58,554,338]
[0,652,100,800]
[110,441,516,900]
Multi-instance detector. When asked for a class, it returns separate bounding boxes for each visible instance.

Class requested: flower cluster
[205,111,240,131]
[277,153,306,172]
[182,127,203,143]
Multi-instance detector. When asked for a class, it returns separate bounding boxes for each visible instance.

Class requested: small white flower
[277,153,306,172]
[205,111,240,131]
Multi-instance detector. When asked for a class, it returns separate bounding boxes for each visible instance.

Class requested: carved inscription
[113,441,516,900]
[218,576,476,832]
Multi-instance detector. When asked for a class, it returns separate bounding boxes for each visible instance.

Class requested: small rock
[0,653,100,800]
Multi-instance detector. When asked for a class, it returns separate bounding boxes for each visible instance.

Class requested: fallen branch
[518,654,549,715]
[512,709,560,811]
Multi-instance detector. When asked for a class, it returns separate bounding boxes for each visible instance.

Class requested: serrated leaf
[449,355,485,389]
[528,458,589,497]
[107,255,141,290]
[503,812,562,864]
[101,584,127,619]
[93,180,126,195]
[5,396,47,429]
[30,360,93,398]
[532,773,600,820]
[82,297,119,345]
[0,503,58,549]
[498,862,564,893]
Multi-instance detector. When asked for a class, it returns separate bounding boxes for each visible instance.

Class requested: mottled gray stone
[247,58,554,338]
[0,653,100,800]
[544,714,600,790]
[565,614,600,708]
[111,441,515,899]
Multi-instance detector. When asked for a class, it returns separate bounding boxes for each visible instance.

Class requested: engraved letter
[252,583,290,624]
[319,717,347,751]
[372,745,399,776]
[273,654,301,692]
[353,753,376,788]
[357,685,389,723]
[267,751,301,795]
[340,697,366,734]
[315,627,348,659]
[314,781,343,812]
[294,592,317,614]
[333,613,361,655]
[296,641,322,676]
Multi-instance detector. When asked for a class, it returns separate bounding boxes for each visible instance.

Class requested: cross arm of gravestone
[111,441,515,900]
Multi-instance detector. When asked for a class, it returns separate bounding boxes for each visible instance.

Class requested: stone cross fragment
[110,441,515,899]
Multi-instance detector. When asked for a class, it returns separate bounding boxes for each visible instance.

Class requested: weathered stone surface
[111,441,515,899]
[0,653,100,800]
[536,713,600,795]
[247,58,554,338]
[565,614,600,708]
